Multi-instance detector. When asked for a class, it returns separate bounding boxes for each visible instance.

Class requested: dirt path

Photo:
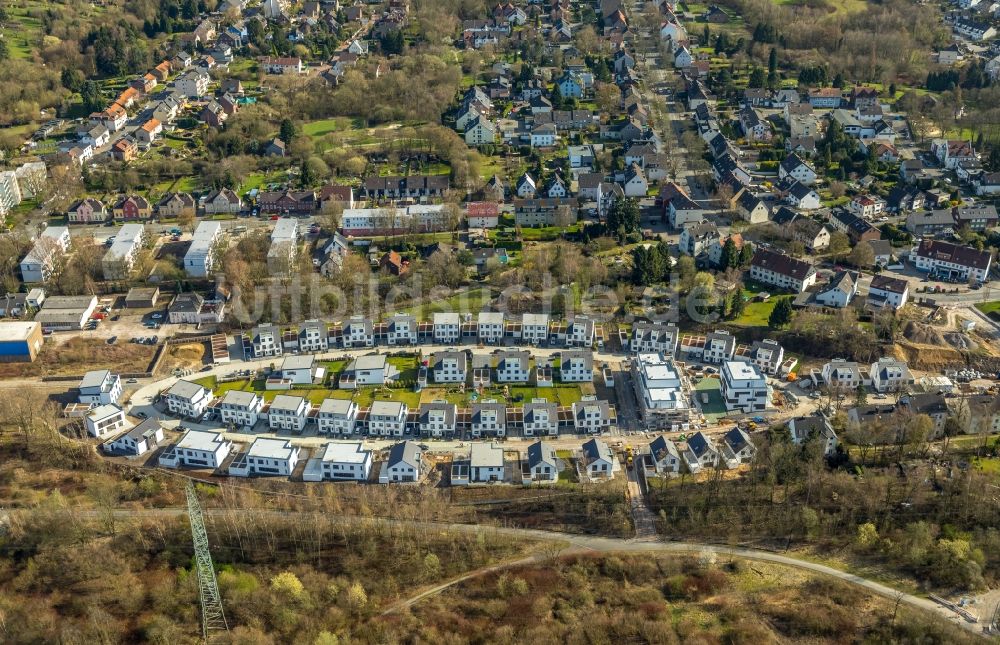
[58,504,984,633]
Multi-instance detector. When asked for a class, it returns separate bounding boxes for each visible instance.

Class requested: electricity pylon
[186,482,228,640]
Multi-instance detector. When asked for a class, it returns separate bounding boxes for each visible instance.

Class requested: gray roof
[527,440,558,469]
[582,438,613,464]
[281,354,314,371]
[221,390,259,407]
[387,440,421,469]
[649,435,679,461]
[370,400,405,416]
[687,431,716,459]
[789,415,836,441]
[80,369,112,390]
[270,394,306,412]
[167,379,205,400]
[470,442,504,467]
[319,398,356,416]
[723,427,754,454]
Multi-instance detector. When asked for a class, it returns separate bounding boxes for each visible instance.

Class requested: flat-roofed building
[303,442,373,481]
[85,403,128,438]
[183,220,223,277]
[78,369,122,405]
[229,438,300,477]
[0,321,44,362]
[102,223,146,280]
[631,353,692,428]
[35,295,98,330]
[159,429,233,469]
[721,360,769,412]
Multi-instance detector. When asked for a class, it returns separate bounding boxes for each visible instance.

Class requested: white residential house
[229,438,300,477]
[815,271,857,309]
[821,359,865,390]
[572,399,614,434]
[749,248,817,293]
[341,316,375,348]
[250,324,282,357]
[631,322,680,355]
[317,398,359,435]
[279,354,319,385]
[433,312,461,343]
[20,226,71,283]
[560,350,593,382]
[267,395,311,432]
[219,390,264,428]
[495,350,531,383]
[703,330,736,363]
[745,338,785,375]
[85,403,128,438]
[387,313,417,345]
[183,221,222,277]
[367,401,408,436]
[721,427,756,468]
[159,430,233,469]
[778,154,818,185]
[913,239,991,283]
[78,369,122,406]
[867,275,909,310]
[164,379,212,418]
[622,163,648,197]
[721,360,769,413]
[565,315,596,347]
[380,441,424,483]
[478,312,504,343]
[525,440,559,483]
[684,432,720,471]
[521,313,550,344]
[469,442,505,482]
[104,418,163,456]
[648,435,682,474]
[869,357,913,394]
[432,351,467,383]
[581,438,618,479]
[471,402,507,437]
[306,442,373,481]
[530,123,557,147]
[788,416,839,457]
[419,402,458,437]
[340,354,396,389]
[297,320,329,352]
[523,401,559,436]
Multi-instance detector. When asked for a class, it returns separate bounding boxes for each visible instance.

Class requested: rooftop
[176,429,228,452]
[319,441,370,464]
[246,437,297,460]
[0,321,41,342]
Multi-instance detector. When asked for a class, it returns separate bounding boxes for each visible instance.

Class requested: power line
[186,482,228,641]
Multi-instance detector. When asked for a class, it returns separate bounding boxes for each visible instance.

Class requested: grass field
[732,299,777,327]
[418,383,590,407]
[302,117,360,137]
[975,301,1000,316]
[406,287,494,317]
[193,374,422,408]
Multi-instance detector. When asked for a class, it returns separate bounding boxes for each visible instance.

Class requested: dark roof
[915,239,991,270]
[687,431,714,459]
[751,248,815,280]
[780,153,808,174]
[724,427,753,454]
[906,393,948,415]
[387,440,421,467]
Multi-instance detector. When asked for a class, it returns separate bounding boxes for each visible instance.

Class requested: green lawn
[693,377,728,423]
[406,287,494,317]
[193,374,421,407]
[732,298,777,327]
[418,384,589,407]
[302,117,358,137]
[975,301,1000,315]
[972,457,1000,476]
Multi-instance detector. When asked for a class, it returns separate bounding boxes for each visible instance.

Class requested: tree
[80,81,105,114]
[739,244,754,267]
[849,241,875,268]
[729,290,746,320]
[854,383,868,409]
[721,237,740,270]
[279,118,296,144]
[606,195,640,240]
[748,67,765,89]
[61,68,85,93]
[768,296,793,328]
[270,571,305,601]
[828,231,851,256]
